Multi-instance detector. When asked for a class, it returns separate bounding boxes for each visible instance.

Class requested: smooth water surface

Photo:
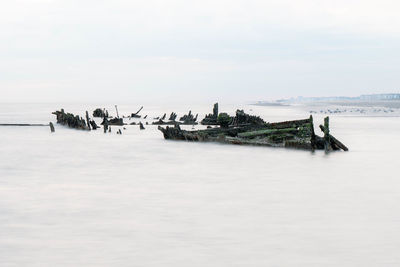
[1,103,399,267]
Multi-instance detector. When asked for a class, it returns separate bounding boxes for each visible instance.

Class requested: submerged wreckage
[51,104,348,152]
[158,109,348,152]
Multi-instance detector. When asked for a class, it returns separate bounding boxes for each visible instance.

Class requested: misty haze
[1,1,400,267]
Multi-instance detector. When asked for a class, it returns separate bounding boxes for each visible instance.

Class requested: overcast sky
[1,0,400,103]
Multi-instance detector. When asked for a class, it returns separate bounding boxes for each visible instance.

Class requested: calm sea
[1,103,399,267]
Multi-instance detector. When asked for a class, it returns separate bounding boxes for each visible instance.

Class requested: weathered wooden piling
[103,119,108,133]
[115,105,120,118]
[85,111,91,130]
[309,115,316,151]
[323,116,332,153]
[319,125,348,151]
[49,122,55,132]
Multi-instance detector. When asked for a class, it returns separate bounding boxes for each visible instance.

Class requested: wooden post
[309,115,315,151]
[319,125,349,151]
[115,105,119,118]
[49,122,55,132]
[213,103,219,118]
[103,119,108,133]
[323,116,332,153]
[85,111,91,130]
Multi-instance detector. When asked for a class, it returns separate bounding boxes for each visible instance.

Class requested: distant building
[359,94,400,100]
[273,93,400,104]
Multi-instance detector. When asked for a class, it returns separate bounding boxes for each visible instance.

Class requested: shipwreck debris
[179,111,198,125]
[131,106,144,118]
[85,111,91,130]
[319,124,349,151]
[232,109,265,126]
[101,117,124,126]
[93,108,108,118]
[49,122,55,132]
[152,119,178,125]
[201,103,219,125]
[169,112,177,121]
[90,120,99,130]
[52,109,90,130]
[48,104,347,154]
[158,110,348,152]
[322,117,332,153]
[217,113,231,128]
[103,119,108,133]
[115,105,120,119]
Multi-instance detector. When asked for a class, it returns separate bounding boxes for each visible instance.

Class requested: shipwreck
[158,108,348,152]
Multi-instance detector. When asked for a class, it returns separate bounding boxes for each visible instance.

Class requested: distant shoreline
[254,99,400,109]
[252,99,400,117]
[251,102,288,107]
[297,100,400,109]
